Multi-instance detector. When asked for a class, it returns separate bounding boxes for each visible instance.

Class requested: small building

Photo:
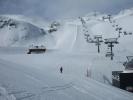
[112,71,133,92]
[27,45,46,54]
[112,56,133,92]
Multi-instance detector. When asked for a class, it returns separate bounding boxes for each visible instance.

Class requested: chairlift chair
[88,38,95,43]
[124,31,128,35]
[129,32,132,35]
[115,27,119,30]
[104,38,119,44]
[106,52,114,57]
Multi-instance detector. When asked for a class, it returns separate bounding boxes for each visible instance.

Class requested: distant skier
[86,67,91,78]
[60,66,63,74]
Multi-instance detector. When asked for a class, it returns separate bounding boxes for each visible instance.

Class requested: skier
[60,66,63,74]
[86,67,91,78]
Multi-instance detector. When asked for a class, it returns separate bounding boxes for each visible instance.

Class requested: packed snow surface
[0,48,133,100]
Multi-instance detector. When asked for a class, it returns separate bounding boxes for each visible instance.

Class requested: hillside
[0,15,54,47]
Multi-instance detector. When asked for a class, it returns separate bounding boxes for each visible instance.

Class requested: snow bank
[0,86,16,100]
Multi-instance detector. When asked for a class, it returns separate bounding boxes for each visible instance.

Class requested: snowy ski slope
[0,49,133,100]
[0,8,133,100]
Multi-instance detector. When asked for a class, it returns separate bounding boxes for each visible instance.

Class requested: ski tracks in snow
[41,82,74,93]
[4,82,74,100]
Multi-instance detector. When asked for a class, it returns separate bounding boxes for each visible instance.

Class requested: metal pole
[98,44,100,53]
[98,39,100,53]
[110,43,113,60]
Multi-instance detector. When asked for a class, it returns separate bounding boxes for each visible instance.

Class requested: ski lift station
[112,56,133,92]
[27,45,46,54]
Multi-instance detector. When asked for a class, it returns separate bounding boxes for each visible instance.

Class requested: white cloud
[0,0,133,20]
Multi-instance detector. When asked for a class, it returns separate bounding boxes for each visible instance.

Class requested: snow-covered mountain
[0,15,54,47]
[51,8,133,53]
[1,15,49,29]
[1,8,133,50]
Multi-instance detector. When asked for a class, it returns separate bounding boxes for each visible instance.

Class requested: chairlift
[94,35,102,39]
[119,31,122,33]
[95,42,101,46]
[108,44,114,47]
[102,15,112,21]
[124,31,128,35]
[88,38,95,43]
[104,38,118,44]
[84,33,90,37]
[116,25,118,27]
[119,28,122,30]
[112,25,115,27]
[94,35,103,42]
[113,20,116,23]
[129,32,132,35]
[116,28,118,31]
[84,31,88,34]
[105,52,114,57]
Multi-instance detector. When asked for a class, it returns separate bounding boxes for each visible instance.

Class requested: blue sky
[0,0,133,20]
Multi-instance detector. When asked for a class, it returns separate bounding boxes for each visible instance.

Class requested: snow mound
[0,86,16,100]
[116,8,133,18]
